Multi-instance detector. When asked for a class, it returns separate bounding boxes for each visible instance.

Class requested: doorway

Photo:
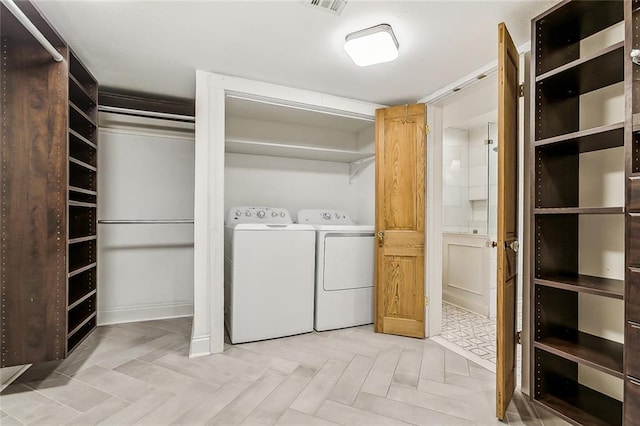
[429,72,523,374]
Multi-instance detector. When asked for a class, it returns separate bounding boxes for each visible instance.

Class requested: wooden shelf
[69,74,97,105]
[68,200,97,208]
[67,321,95,354]
[69,186,97,196]
[68,289,97,311]
[68,235,97,245]
[226,138,374,163]
[534,122,624,152]
[536,42,624,97]
[534,274,623,299]
[70,102,97,128]
[533,207,624,215]
[535,392,622,426]
[69,129,97,150]
[68,262,97,278]
[535,332,624,379]
[67,311,96,339]
[69,157,97,172]
[534,1,623,76]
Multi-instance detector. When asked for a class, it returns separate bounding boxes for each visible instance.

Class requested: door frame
[418,45,531,394]
[191,71,384,357]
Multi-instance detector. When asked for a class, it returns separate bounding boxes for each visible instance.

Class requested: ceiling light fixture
[344,23,399,67]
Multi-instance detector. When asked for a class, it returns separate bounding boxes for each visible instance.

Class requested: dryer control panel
[297,209,354,225]
[226,207,293,225]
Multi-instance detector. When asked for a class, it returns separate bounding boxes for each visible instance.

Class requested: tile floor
[0,317,568,425]
[440,302,497,363]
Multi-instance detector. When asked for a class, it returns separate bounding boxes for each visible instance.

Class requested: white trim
[430,336,496,373]
[188,336,213,359]
[97,303,193,326]
[0,364,32,392]
[425,104,443,337]
[191,71,381,358]
[420,41,531,104]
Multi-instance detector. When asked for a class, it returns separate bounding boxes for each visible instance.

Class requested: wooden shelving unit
[530,1,627,424]
[67,50,98,355]
[0,0,100,367]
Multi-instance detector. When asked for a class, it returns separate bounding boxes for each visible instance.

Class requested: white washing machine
[224,206,315,344]
[297,209,374,331]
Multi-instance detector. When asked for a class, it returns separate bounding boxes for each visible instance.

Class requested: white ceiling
[34,0,557,105]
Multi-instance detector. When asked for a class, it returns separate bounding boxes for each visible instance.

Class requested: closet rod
[98,105,196,123]
[1,0,63,62]
[98,219,194,224]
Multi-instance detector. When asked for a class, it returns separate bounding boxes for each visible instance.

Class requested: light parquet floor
[0,318,568,426]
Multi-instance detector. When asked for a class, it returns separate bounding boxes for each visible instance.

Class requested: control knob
[257,210,265,218]
[271,211,278,217]
[322,212,331,220]
[335,213,340,218]
[244,210,251,217]
[279,211,285,217]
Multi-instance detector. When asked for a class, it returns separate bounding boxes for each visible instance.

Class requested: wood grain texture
[0,25,69,366]
[496,22,519,421]
[374,104,425,338]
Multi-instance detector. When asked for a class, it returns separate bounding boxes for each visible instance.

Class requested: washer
[224,206,315,344]
[297,209,374,331]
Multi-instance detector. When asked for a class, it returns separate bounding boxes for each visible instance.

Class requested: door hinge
[424,296,429,307]
[425,124,430,135]
[516,330,522,344]
[518,83,525,98]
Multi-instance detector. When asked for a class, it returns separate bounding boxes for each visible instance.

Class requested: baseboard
[0,364,32,392]
[189,335,212,358]
[98,303,193,326]
[443,292,489,317]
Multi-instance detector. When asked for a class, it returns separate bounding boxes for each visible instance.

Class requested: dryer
[297,209,374,331]
[224,207,315,343]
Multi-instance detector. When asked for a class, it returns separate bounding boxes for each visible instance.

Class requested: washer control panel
[226,207,292,225]
[297,209,354,225]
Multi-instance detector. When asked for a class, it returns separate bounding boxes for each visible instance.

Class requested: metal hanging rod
[98,219,194,224]
[98,105,195,123]
[1,0,63,62]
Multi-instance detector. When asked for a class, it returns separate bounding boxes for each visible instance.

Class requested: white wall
[442,128,471,233]
[97,114,195,325]
[225,153,363,222]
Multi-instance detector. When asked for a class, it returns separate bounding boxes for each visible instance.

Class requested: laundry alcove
[191,72,384,357]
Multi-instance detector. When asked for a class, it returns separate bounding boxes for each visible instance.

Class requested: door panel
[375,103,426,339]
[496,22,519,420]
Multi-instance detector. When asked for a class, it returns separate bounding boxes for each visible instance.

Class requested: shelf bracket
[348,155,375,184]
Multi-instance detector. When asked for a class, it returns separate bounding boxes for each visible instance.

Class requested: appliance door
[322,233,374,291]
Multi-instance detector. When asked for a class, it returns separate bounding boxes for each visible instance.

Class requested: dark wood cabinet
[0,0,97,367]
[530,0,628,424]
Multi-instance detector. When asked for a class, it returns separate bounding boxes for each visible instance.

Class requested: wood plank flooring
[0,318,568,425]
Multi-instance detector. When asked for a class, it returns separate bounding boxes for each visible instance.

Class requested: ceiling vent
[305,0,347,15]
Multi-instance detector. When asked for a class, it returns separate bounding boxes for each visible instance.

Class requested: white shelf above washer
[225,138,374,164]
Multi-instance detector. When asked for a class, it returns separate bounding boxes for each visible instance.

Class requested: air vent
[305,0,347,15]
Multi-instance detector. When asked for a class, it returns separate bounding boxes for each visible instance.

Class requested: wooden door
[496,22,519,420]
[374,103,426,339]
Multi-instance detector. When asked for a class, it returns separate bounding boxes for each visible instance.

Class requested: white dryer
[224,207,315,344]
[297,209,374,331]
